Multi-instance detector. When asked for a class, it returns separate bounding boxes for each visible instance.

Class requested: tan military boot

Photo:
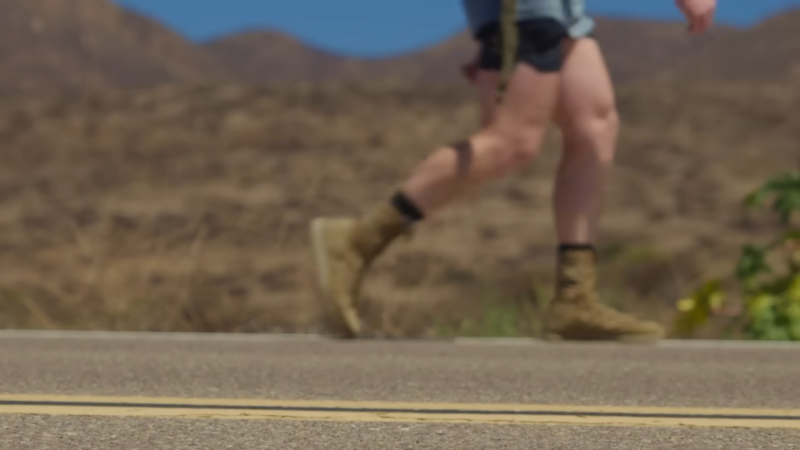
[544,247,665,343]
[310,204,412,338]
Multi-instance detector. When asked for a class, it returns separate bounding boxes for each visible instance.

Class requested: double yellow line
[2,395,800,429]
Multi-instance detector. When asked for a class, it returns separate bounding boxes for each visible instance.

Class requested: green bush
[675,171,800,341]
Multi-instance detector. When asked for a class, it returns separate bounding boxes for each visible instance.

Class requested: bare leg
[400,63,560,214]
[543,38,662,342]
[553,38,619,245]
[462,39,663,342]
[467,39,617,243]
[312,62,564,337]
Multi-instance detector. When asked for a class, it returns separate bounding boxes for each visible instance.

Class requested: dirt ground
[0,81,797,337]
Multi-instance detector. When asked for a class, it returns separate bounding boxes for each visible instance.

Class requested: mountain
[661,9,800,83]
[0,0,231,95]
[0,1,798,335]
[204,29,475,84]
[0,0,793,95]
[1,81,797,333]
[205,18,739,85]
[202,30,361,83]
[590,18,739,84]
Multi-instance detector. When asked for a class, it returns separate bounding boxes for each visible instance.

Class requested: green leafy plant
[675,171,800,341]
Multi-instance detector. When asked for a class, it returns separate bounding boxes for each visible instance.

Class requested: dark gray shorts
[475,18,570,73]
[463,0,595,72]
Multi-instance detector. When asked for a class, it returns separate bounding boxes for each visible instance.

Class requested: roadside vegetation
[675,171,800,341]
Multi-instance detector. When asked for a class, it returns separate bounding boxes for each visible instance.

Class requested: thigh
[489,62,560,138]
[472,22,568,133]
[470,61,560,135]
[555,38,617,130]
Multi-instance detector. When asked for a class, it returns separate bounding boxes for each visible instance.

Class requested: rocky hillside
[0,0,232,95]
[0,81,796,335]
[203,17,737,85]
[661,9,800,82]
[0,0,770,93]
[0,0,798,337]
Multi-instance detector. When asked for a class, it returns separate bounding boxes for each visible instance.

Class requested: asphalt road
[1,331,799,449]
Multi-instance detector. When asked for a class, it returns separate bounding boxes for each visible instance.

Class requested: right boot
[543,247,666,343]
[310,203,412,338]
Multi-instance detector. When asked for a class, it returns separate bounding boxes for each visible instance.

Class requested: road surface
[1,331,799,449]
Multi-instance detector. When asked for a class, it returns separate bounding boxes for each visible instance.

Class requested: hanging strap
[496,0,519,105]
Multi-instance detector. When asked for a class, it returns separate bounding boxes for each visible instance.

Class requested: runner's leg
[553,38,618,246]
[543,37,664,342]
[311,42,565,337]
[400,62,558,214]
[465,36,664,342]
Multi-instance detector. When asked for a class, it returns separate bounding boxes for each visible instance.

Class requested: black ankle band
[558,243,595,253]
[390,191,425,222]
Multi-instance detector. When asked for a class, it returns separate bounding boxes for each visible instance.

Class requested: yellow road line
[2,395,799,429]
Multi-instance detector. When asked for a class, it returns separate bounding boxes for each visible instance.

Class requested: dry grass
[0,81,797,337]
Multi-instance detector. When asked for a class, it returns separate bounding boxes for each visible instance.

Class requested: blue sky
[117,0,800,57]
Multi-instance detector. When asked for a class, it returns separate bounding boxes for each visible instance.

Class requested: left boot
[310,203,412,338]
[543,247,665,343]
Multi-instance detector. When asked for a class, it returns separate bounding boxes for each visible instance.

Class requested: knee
[484,127,543,176]
[565,104,620,165]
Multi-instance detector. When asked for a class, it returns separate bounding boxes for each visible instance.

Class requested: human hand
[461,59,479,85]
[675,0,717,34]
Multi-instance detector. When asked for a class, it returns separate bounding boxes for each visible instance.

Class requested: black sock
[390,191,425,222]
[558,243,595,253]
